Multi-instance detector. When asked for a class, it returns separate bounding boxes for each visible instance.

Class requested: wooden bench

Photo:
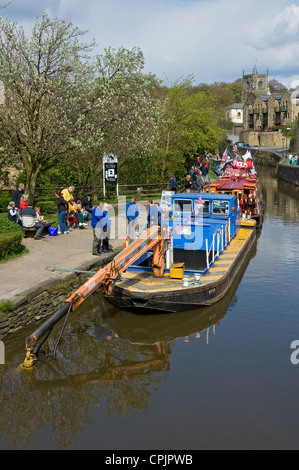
[24,221,55,238]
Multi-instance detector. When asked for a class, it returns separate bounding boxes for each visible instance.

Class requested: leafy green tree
[155,76,225,180]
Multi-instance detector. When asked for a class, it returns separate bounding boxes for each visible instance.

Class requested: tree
[155,76,225,180]
[66,46,162,188]
[0,13,95,203]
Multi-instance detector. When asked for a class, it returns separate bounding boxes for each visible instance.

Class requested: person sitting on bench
[20,204,45,240]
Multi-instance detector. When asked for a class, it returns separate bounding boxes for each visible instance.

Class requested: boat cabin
[129,193,241,276]
[205,168,260,215]
[169,193,241,272]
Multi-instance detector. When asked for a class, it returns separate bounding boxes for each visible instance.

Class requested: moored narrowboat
[107,192,256,312]
[206,155,263,227]
[23,192,258,368]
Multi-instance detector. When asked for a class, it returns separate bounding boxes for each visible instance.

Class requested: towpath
[0,202,149,305]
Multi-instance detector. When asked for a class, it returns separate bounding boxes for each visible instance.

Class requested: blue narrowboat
[23,192,258,367]
[108,192,256,312]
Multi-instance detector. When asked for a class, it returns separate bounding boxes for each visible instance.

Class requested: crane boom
[22,225,165,369]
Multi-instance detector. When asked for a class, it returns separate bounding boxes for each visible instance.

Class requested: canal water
[1,168,299,450]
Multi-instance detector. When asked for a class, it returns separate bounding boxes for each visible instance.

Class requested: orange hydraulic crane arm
[22,226,166,368]
[66,225,165,311]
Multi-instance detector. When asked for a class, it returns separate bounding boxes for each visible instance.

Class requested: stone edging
[277,162,299,186]
[0,249,121,341]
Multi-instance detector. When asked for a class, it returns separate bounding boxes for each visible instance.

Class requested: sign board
[103,154,118,197]
[104,162,118,183]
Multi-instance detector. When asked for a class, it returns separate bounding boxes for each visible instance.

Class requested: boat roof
[173,192,237,201]
[215,180,257,190]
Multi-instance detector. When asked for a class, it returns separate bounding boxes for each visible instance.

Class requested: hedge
[0,198,57,215]
[0,218,24,260]
[34,200,56,215]
[0,231,24,259]
[0,197,11,213]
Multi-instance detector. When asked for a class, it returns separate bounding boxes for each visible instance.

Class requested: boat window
[212,200,229,215]
[173,199,193,213]
[193,200,210,215]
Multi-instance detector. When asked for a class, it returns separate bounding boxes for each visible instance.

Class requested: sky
[3,0,299,89]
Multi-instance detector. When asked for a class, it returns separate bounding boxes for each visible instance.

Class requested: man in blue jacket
[91,203,105,256]
[126,197,139,243]
[147,200,159,228]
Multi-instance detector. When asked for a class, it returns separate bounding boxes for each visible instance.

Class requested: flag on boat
[243,150,252,161]
[232,159,253,170]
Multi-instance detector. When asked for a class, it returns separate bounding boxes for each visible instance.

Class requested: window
[192,200,210,216]
[173,199,193,213]
[212,200,229,215]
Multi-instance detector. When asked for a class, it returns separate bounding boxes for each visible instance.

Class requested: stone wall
[240,130,290,147]
[0,273,88,340]
[277,162,299,186]
[0,251,119,341]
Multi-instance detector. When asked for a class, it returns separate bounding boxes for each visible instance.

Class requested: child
[34,206,43,222]
[20,194,28,212]
[7,201,24,233]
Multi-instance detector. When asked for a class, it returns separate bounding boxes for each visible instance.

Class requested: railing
[204,222,230,273]
[0,182,170,203]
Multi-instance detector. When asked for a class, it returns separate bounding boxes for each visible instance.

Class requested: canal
[1,168,299,450]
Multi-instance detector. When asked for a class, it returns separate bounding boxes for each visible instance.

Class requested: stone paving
[0,200,151,305]
[0,220,124,305]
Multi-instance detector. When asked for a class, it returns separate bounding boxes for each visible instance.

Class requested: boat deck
[116,221,256,294]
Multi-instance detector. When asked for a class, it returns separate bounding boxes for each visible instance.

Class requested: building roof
[291,87,299,99]
[257,94,271,102]
[227,103,245,110]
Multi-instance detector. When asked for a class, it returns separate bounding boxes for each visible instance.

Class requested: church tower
[242,66,269,101]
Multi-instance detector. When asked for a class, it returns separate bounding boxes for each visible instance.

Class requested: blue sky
[3,0,299,88]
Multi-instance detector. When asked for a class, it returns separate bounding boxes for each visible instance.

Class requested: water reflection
[0,238,256,449]
[260,167,299,223]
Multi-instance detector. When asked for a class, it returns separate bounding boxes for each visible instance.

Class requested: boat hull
[107,223,256,313]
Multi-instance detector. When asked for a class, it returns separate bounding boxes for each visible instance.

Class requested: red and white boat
[206,150,263,227]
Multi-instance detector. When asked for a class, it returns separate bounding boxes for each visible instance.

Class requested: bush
[0,217,23,234]
[0,217,24,260]
[34,200,56,215]
[0,232,24,259]
[0,197,11,213]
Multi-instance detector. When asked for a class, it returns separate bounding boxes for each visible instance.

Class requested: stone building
[291,87,299,121]
[240,91,293,147]
[243,91,292,131]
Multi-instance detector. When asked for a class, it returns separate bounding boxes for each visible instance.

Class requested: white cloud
[4,0,299,86]
[249,3,299,50]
